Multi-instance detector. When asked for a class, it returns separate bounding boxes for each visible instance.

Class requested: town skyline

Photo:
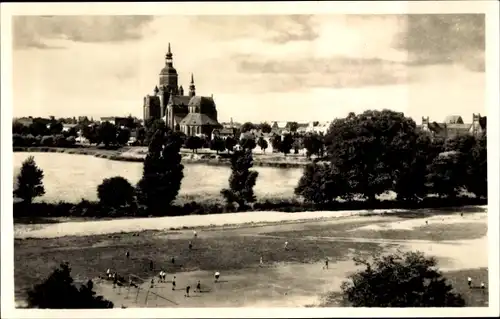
[12,14,485,123]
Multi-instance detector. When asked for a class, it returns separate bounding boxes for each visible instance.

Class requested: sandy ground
[14,207,488,308]
[14,209,411,239]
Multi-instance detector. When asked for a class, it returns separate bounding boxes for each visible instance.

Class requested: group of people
[467,276,486,289]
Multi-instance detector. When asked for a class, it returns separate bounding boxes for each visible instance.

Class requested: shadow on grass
[14,216,62,225]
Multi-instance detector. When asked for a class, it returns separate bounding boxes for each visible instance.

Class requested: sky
[12,14,486,123]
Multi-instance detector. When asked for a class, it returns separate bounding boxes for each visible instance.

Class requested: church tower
[159,43,179,93]
[189,73,196,97]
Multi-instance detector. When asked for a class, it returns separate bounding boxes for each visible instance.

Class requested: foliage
[185,135,204,153]
[257,136,268,152]
[14,156,45,205]
[324,110,418,201]
[116,127,131,146]
[136,129,184,213]
[225,136,237,153]
[239,136,257,150]
[49,122,63,135]
[29,120,49,136]
[41,135,55,147]
[295,162,348,204]
[144,119,166,145]
[210,136,226,154]
[27,262,113,309]
[280,133,294,156]
[426,151,465,198]
[240,122,256,133]
[96,121,117,147]
[221,149,259,209]
[259,122,272,133]
[466,133,487,198]
[82,125,99,144]
[97,176,135,210]
[136,127,146,145]
[341,251,465,307]
[303,133,324,158]
[13,121,29,135]
[287,121,299,132]
[271,134,282,152]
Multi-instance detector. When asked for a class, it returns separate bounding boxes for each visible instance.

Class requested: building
[143,43,221,137]
[419,114,486,139]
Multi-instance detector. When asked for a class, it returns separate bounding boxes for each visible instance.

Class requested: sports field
[13,206,488,307]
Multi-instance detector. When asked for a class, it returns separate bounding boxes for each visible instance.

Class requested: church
[143,44,221,137]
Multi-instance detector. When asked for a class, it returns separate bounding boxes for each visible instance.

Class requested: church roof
[179,113,220,126]
[188,96,216,112]
[169,95,191,106]
[160,66,177,75]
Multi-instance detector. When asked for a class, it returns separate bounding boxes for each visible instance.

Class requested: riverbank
[13,146,310,168]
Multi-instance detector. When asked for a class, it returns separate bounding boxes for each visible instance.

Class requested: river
[13,152,304,203]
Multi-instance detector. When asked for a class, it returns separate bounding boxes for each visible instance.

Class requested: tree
[136,129,184,213]
[240,122,256,133]
[426,151,465,198]
[14,156,45,204]
[185,135,203,153]
[466,133,487,198]
[271,134,282,153]
[12,121,29,135]
[239,137,257,151]
[96,121,117,148]
[287,121,299,132]
[259,122,272,133]
[225,136,237,153]
[136,127,146,145]
[280,133,294,156]
[116,127,131,146]
[295,162,348,204]
[210,136,225,154]
[341,251,465,307]
[81,125,99,144]
[221,149,259,209]
[144,119,166,145]
[97,176,135,210]
[27,262,113,309]
[257,137,268,153]
[303,133,324,158]
[324,110,418,202]
[49,122,63,135]
[29,120,49,136]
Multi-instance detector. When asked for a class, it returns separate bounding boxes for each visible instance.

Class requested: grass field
[14,209,488,308]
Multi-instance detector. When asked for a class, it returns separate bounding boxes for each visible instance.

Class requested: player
[172,276,176,291]
[189,241,193,250]
[150,278,154,288]
[159,271,164,283]
[193,230,198,238]
[106,268,111,278]
[284,241,289,251]
[171,257,175,265]
[196,280,201,292]
[126,251,130,259]
[185,285,191,297]
[323,259,329,270]
[467,277,472,288]
[480,282,485,289]
[260,256,263,267]
[214,271,220,282]
[149,260,154,271]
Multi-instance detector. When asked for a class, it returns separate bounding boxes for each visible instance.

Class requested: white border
[1,1,499,318]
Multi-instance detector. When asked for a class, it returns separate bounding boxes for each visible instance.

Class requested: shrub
[97,176,135,210]
[41,135,55,147]
[54,134,67,147]
[13,133,25,147]
[13,156,45,205]
[66,136,76,146]
[341,251,465,307]
[27,262,113,309]
[295,162,348,204]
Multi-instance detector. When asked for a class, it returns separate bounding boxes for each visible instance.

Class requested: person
[172,276,176,291]
[284,241,288,251]
[324,259,329,270]
[468,277,472,288]
[185,285,191,297]
[150,278,155,288]
[260,256,263,267]
[159,271,164,283]
[171,257,175,265]
[461,213,464,217]
[106,268,111,278]
[113,274,118,288]
[196,280,201,292]
[189,241,193,250]
[193,230,198,238]
[214,271,220,282]
[481,282,485,289]
[126,251,130,259]
[150,260,154,271]
[425,220,428,225]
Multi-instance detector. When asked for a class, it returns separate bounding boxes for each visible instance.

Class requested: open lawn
[14,209,488,308]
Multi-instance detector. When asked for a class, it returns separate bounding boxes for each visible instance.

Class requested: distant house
[212,127,236,140]
[305,121,330,135]
[419,114,485,139]
[15,117,34,127]
[62,123,78,132]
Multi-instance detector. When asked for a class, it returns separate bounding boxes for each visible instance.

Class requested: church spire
[189,73,196,97]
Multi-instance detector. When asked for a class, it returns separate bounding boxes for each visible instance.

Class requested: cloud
[234,55,408,90]
[13,15,154,49]
[394,14,485,71]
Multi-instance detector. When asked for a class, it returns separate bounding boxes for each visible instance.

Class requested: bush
[27,262,113,309]
[13,156,45,205]
[41,135,55,147]
[97,176,135,210]
[66,136,76,146]
[54,134,67,147]
[341,251,465,307]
